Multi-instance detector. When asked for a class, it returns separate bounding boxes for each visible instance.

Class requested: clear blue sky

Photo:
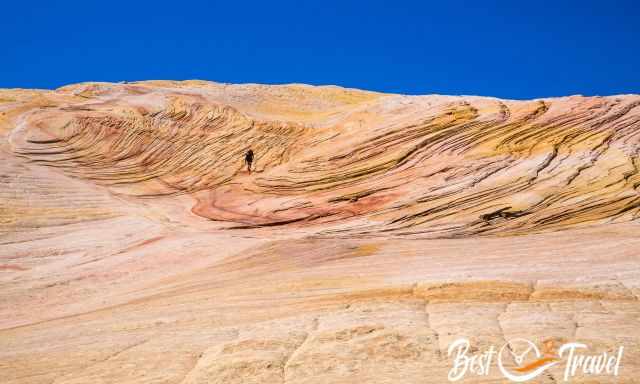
[2,0,638,99]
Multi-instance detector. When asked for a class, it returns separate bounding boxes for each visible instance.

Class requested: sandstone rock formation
[1,81,639,383]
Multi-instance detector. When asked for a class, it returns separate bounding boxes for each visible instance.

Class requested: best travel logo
[447,337,624,382]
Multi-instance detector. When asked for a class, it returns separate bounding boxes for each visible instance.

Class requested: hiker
[245,149,254,172]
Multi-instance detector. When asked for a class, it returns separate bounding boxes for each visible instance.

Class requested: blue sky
[2,0,638,99]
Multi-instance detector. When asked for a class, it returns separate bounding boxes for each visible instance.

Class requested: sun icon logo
[498,338,560,382]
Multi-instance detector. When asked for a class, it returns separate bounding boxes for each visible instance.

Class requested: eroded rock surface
[1,82,639,383]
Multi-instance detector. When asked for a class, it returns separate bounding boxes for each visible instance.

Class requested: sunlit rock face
[1,81,639,383]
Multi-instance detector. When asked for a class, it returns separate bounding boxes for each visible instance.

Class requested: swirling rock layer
[1,82,639,383]
[6,83,640,236]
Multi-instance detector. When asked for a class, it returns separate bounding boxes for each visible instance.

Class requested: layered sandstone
[1,81,639,383]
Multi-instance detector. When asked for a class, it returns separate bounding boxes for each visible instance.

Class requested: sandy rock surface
[1,81,639,383]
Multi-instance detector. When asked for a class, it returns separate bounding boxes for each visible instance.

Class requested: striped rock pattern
[6,83,640,237]
[1,82,639,383]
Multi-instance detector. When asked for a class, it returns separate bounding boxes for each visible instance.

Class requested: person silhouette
[245,149,254,172]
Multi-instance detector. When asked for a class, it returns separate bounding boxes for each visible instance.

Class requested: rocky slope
[1,81,639,383]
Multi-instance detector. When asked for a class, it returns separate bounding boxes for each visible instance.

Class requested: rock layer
[1,81,639,383]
